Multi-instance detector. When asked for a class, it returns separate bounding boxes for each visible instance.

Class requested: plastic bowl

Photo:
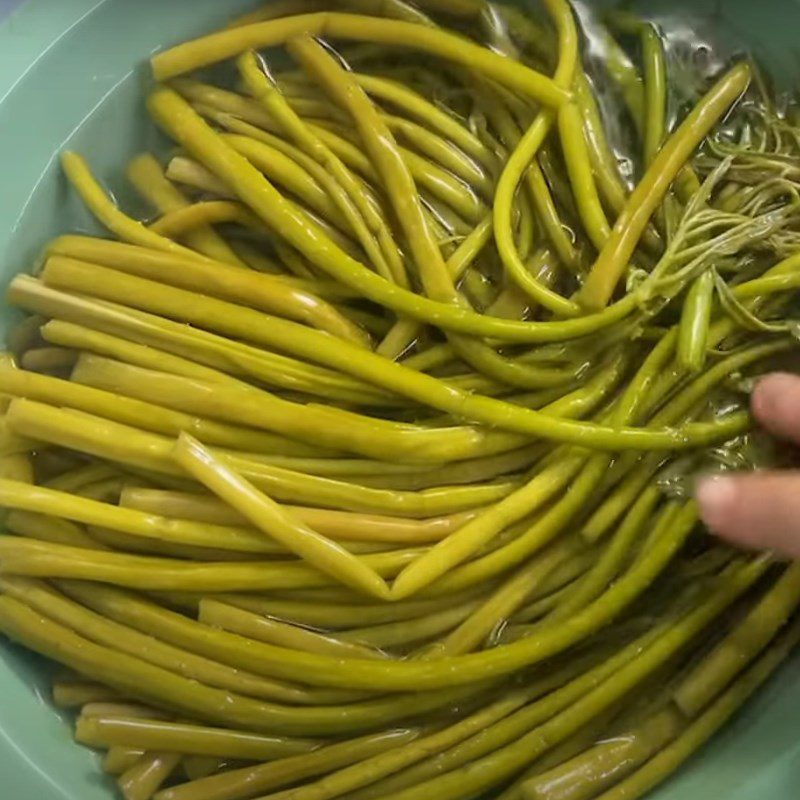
[1,1,799,797]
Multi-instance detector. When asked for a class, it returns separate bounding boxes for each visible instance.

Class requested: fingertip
[696,472,800,560]
[750,375,773,421]
[751,373,800,429]
[696,474,738,534]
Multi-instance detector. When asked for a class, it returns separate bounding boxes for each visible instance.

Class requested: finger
[751,372,800,445]
[697,471,800,559]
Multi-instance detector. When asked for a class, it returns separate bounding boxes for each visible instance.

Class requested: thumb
[697,472,800,559]
[752,372,800,445]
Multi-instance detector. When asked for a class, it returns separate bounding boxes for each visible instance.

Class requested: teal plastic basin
[1,1,799,797]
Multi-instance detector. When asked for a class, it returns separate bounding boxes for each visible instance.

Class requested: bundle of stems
[2,0,800,799]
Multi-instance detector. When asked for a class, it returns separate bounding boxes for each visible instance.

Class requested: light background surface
[0,0,24,19]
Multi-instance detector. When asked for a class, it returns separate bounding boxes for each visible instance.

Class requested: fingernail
[696,476,737,533]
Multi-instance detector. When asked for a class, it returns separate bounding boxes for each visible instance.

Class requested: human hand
[698,373,800,558]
